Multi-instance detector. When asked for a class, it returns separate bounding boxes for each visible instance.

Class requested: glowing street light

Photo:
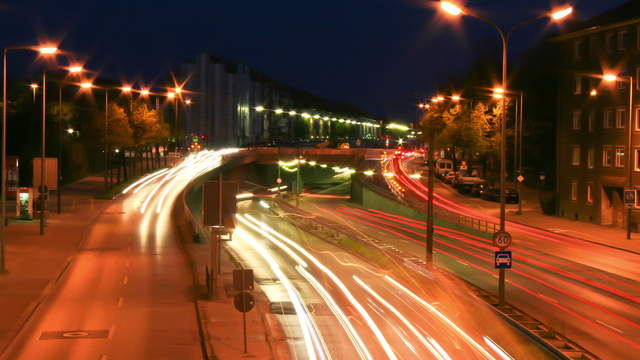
[174,87,182,94]
[68,66,83,73]
[66,128,75,134]
[255,105,264,112]
[603,73,618,82]
[30,83,39,90]
[37,46,58,54]
[590,89,598,97]
[167,91,176,99]
[80,82,93,89]
[289,110,297,116]
[121,86,132,92]
[451,95,461,102]
[550,6,573,20]
[140,89,150,96]
[185,99,192,105]
[275,108,283,114]
[440,1,463,16]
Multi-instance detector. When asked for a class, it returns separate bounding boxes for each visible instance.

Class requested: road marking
[456,260,469,266]
[117,297,124,308]
[596,319,623,334]
[108,325,116,339]
[122,275,128,285]
[125,260,130,268]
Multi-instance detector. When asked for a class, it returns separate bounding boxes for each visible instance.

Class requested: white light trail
[297,266,371,360]
[122,168,169,194]
[234,228,324,360]
[483,337,513,360]
[353,276,447,360]
[237,215,308,268]
[384,276,496,360]
[243,214,397,360]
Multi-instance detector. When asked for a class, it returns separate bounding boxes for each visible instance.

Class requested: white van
[436,159,454,176]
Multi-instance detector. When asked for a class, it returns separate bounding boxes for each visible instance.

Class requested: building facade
[180,54,380,148]
[555,2,640,229]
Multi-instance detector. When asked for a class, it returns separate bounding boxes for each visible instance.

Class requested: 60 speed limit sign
[492,231,512,249]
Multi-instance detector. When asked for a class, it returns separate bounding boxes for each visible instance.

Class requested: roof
[551,1,640,41]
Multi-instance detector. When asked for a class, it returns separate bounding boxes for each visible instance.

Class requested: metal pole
[217,172,222,275]
[57,85,62,214]
[498,31,508,306]
[40,70,46,235]
[627,76,634,239]
[104,90,109,191]
[296,149,301,208]
[1,48,7,271]
[517,91,524,215]
[426,132,435,265]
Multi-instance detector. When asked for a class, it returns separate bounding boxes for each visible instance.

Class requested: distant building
[553,1,640,228]
[179,54,380,148]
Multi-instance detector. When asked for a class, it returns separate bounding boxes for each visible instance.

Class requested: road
[0,150,237,360]
[231,197,555,359]
[299,150,640,359]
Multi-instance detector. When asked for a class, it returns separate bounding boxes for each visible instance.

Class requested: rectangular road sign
[494,251,512,269]
[202,180,239,228]
[233,269,254,291]
[624,189,636,208]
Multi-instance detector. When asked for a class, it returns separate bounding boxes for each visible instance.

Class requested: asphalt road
[232,198,554,360]
[302,152,640,359]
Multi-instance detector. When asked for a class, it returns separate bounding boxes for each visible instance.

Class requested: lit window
[637,67,640,90]
[571,181,578,201]
[616,108,626,128]
[604,109,613,128]
[603,147,613,167]
[571,146,581,166]
[572,110,581,130]
[615,147,625,167]
[588,147,594,169]
[635,148,640,171]
[636,106,640,130]
[586,183,593,204]
[574,75,582,94]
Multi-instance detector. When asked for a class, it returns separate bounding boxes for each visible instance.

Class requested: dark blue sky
[0,0,629,120]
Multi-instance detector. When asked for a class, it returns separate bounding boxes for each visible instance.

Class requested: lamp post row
[0,44,187,272]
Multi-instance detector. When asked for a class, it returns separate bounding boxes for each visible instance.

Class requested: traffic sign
[517,175,524,183]
[624,189,636,208]
[233,269,254,291]
[492,231,512,249]
[494,251,512,269]
[234,292,255,313]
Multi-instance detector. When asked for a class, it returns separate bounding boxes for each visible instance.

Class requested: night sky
[0,0,630,121]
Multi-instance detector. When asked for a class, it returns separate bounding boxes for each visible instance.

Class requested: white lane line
[108,325,116,340]
[455,260,469,266]
[596,319,623,334]
[117,297,124,308]
[122,275,128,285]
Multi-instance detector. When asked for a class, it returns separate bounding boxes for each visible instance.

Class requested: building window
[604,109,613,128]
[603,147,613,167]
[618,30,629,50]
[586,183,594,204]
[571,181,578,201]
[615,147,625,167]
[635,148,640,171]
[573,39,584,60]
[588,110,595,132]
[637,67,640,90]
[571,146,581,166]
[574,75,582,94]
[588,147,594,169]
[616,108,626,128]
[636,106,640,131]
[606,33,615,52]
[590,35,598,59]
[572,110,581,130]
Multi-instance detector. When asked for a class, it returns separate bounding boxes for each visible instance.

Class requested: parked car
[457,183,473,195]
[442,171,457,185]
[436,159,454,177]
[480,187,519,203]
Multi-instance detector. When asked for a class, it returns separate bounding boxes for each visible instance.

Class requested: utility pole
[426,132,435,265]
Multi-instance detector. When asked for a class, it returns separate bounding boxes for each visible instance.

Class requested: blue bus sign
[495,251,512,269]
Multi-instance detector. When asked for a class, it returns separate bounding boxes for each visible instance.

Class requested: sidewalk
[435,181,640,254]
[0,176,110,355]
[175,193,288,360]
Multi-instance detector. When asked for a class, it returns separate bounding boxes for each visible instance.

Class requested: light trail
[353,276,448,360]
[122,168,169,194]
[297,266,371,360]
[242,214,398,360]
[234,228,324,360]
[483,337,513,360]
[384,275,496,360]
[129,168,170,194]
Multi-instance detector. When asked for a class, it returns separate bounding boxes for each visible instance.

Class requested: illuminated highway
[297,150,640,359]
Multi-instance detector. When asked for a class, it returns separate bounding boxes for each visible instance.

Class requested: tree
[105,103,134,149]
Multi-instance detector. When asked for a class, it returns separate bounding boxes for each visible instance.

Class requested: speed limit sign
[492,231,512,249]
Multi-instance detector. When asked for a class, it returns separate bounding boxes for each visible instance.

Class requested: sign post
[493,231,512,305]
[624,189,635,208]
[233,268,254,354]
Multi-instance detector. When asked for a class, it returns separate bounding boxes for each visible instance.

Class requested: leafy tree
[105,103,134,149]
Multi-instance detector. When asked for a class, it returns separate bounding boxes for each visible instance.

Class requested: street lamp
[1,44,58,269]
[79,81,112,190]
[438,1,573,305]
[602,73,634,239]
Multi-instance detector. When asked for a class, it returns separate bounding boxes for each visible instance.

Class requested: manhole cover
[40,329,110,340]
